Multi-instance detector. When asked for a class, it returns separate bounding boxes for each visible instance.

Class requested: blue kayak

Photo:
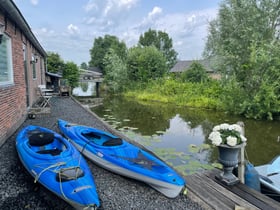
[58,119,185,198]
[16,125,100,209]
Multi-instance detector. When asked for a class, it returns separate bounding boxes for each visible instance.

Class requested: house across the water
[170,60,221,80]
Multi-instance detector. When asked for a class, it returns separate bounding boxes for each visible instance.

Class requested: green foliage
[63,62,80,88]
[80,82,88,92]
[89,35,127,72]
[203,0,280,120]
[204,0,280,81]
[138,28,178,69]
[103,48,128,93]
[47,52,64,73]
[218,76,247,115]
[125,77,224,110]
[80,62,88,70]
[181,61,209,83]
[242,81,280,120]
[126,46,168,83]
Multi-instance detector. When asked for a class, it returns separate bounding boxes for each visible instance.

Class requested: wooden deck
[186,169,280,210]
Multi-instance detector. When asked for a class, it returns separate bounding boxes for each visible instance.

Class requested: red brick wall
[0,13,46,146]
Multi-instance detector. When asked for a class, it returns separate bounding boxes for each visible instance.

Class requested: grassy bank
[124,78,224,110]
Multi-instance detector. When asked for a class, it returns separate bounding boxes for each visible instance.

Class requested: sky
[13,0,222,66]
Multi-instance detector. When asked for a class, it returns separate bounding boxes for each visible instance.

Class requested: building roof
[170,60,214,73]
[0,0,47,57]
[88,66,103,74]
[80,69,103,78]
[46,71,62,78]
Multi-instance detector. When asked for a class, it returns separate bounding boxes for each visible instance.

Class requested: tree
[63,62,80,88]
[203,0,280,120]
[126,46,167,83]
[103,48,128,93]
[138,29,178,69]
[181,61,208,83]
[203,0,280,84]
[80,62,88,70]
[89,35,127,73]
[47,52,64,73]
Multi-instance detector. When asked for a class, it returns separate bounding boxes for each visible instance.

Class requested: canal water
[89,95,280,176]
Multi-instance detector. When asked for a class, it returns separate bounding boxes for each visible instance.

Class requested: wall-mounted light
[30,55,38,64]
[0,23,5,44]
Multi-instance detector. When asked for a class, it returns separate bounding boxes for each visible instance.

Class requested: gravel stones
[0,97,204,210]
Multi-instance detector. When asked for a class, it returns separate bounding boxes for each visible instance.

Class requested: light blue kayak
[255,156,280,195]
[58,119,186,198]
[16,125,100,209]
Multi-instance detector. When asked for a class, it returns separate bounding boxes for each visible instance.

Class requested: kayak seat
[29,132,54,146]
[102,138,123,146]
[82,132,103,145]
[82,132,101,140]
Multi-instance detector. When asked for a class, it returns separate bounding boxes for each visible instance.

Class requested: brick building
[0,1,47,146]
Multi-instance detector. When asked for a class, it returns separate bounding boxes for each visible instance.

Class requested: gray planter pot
[216,143,244,185]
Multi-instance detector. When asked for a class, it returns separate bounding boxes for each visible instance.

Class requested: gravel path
[0,97,205,210]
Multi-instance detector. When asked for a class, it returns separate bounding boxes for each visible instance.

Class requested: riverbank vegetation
[101,0,280,121]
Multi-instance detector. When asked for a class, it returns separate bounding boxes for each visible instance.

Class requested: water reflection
[91,95,280,174]
[72,82,96,96]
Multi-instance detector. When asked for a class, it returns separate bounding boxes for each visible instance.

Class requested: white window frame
[0,33,14,86]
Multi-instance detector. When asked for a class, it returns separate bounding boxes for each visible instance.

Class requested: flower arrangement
[208,123,247,147]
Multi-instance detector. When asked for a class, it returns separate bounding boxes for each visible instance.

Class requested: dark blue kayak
[16,125,100,209]
[58,119,186,198]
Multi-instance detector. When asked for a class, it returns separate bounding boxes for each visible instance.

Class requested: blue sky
[13,0,222,65]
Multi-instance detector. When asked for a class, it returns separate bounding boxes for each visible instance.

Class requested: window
[32,54,37,79]
[0,34,13,85]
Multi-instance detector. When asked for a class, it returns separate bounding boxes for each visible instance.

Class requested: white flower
[241,135,247,142]
[219,123,230,130]
[230,124,242,133]
[208,123,247,147]
[213,125,220,132]
[226,136,237,146]
[209,131,223,146]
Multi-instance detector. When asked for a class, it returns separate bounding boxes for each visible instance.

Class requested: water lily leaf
[155,131,165,134]
[188,143,211,153]
[188,144,200,153]
[212,162,223,169]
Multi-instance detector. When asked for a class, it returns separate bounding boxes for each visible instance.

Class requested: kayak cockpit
[82,132,123,147]
[28,131,66,156]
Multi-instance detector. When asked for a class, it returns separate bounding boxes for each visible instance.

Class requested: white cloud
[83,0,139,31]
[30,0,39,5]
[27,1,218,64]
[129,8,218,60]
[84,0,138,16]
[148,6,162,19]
[67,24,80,34]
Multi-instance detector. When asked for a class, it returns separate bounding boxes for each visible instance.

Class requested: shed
[45,71,62,92]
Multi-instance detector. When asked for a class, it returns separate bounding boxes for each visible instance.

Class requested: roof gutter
[0,0,47,57]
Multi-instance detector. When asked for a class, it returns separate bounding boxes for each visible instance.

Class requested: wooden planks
[186,169,280,210]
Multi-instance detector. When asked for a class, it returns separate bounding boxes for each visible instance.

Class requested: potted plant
[209,123,247,185]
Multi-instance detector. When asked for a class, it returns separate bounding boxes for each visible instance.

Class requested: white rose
[226,136,237,146]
